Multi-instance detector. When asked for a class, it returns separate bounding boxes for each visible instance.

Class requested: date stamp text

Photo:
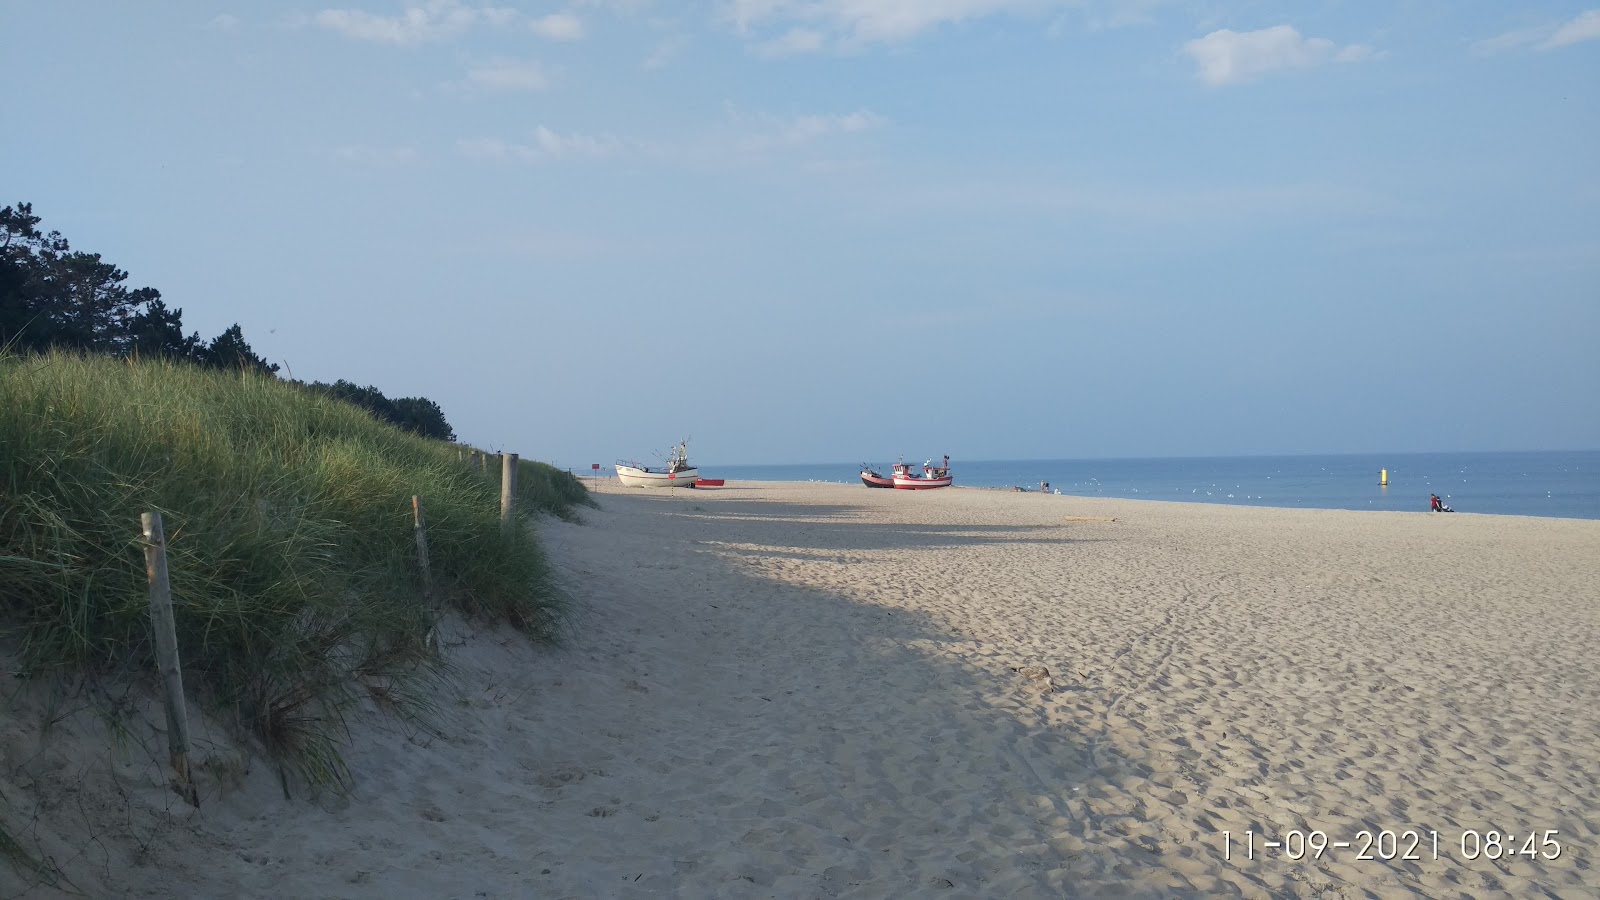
[1220,829,1563,864]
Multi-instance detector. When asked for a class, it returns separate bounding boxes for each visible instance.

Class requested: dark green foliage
[200,323,279,374]
[305,379,399,423]
[126,297,203,361]
[299,380,457,442]
[393,397,455,442]
[1,201,143,353]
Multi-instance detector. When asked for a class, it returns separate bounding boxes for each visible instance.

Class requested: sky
[4,1,1598,466]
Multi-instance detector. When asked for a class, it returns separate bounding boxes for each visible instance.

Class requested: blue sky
[5,1,1597,466]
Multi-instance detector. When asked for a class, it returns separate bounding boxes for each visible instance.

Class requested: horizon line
[691,448,1600,468]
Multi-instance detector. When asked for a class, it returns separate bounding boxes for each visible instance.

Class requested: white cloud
[313,0,516,45]
[727,0,1074,46]
[1544,9,1600,48]
[1183,25,1373,87]
[643,34,690,69]
[754,27,825,56]
[728,106,885,152]
[457,127,623,163]
[466,58,550,91]
[456,107,884,171]
[530,12,585,40]
[531,126,623,158]
[723,1,1200,51]
[1473,10,1600,54]
[1470,25,1550,55]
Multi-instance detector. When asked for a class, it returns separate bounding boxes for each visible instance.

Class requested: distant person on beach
[1431,494,1454,513]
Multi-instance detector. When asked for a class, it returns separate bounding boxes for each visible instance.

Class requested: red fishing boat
[860,465,895,488]
[892,458,953,490]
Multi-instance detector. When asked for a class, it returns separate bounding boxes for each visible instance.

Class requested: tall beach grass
[0,351,595,790]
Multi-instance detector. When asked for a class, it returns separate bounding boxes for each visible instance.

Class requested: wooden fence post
[413,495,439,652]
[412,495,433,603]
[470,450,482,473]
[501,453,519,526]
[140,512,200,808]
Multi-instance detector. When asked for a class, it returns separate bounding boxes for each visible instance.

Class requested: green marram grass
[0,351,596,793]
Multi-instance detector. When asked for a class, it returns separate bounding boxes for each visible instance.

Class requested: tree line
[1,201,456,441]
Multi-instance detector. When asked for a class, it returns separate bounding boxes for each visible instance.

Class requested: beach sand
[4,482,1599,898]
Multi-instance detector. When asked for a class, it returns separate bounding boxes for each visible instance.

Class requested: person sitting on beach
[1430,494,1442,512]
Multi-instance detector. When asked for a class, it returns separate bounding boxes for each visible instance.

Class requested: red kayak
[693,479,724,488]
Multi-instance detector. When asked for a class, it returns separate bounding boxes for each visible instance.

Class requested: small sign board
[591,463,600,470]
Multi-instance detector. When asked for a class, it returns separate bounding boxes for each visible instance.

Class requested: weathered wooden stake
[412,495,433,603]
[140,512,200,809]
[413,495,440,652]
[500,452,519,526]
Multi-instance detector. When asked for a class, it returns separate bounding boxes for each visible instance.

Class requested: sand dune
[4,482,1598,898]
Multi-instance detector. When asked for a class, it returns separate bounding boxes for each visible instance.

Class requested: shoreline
[596,476,1600,523]
[673,448,1600,522]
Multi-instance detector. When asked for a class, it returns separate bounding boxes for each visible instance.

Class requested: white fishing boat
[892,457,953,490]
[615,440,698,488]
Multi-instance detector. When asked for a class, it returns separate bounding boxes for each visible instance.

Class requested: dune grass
[0,351,595,792]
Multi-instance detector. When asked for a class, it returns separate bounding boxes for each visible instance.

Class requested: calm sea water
[695,451,1600,520]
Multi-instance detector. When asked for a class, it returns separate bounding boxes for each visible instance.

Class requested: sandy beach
[4,481,1599,899]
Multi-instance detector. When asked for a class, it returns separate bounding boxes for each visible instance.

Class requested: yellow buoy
[1380,468,1388,486]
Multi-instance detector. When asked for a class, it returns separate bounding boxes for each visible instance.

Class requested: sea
[696,451,1600,521]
